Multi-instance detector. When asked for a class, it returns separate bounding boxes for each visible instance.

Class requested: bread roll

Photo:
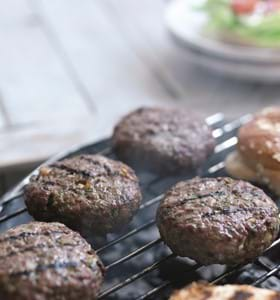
[170,282,280,300]
[226,107,280,196]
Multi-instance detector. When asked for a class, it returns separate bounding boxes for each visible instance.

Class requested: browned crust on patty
[0,222,105,300]
[24,155,142,235]
[157,177,279,265]
[113,107,215,173]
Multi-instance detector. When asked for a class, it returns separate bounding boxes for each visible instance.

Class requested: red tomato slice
[231,0,258,15]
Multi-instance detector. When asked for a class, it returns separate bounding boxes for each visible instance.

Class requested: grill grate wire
[0,113,279,300]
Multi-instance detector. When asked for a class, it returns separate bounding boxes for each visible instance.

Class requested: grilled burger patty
[157,177,279,265]
[113,107,215,173]
[0,222,105,300]
[25,155,142,235]
[170,283,280,300]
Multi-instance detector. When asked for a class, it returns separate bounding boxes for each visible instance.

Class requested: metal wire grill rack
[1,112,280,299]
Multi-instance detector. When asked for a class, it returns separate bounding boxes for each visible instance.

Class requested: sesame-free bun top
[238,106,280,171]
[169,282,280,300]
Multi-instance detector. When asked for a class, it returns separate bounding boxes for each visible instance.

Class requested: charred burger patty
[0,222,104,300]
[113,107,215,174]
[157,177,279,265]
[24,154,142,235]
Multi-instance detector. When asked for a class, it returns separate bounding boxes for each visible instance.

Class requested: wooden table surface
[0,0,279,174]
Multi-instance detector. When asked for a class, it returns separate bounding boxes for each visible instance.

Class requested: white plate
[165,0,280,64]
[183,46,280,83]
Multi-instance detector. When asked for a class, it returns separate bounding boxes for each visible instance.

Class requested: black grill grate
[1,113,280,299]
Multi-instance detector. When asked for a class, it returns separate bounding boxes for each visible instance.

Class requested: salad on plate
[200,0,280,47]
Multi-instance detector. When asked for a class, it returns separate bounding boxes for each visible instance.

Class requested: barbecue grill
[1,112,280,299]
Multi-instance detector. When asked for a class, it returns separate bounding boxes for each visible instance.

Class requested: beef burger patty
[157,177,279,265]
[0,222,104,300]
[25,155,142,235]
[113,107,215,174]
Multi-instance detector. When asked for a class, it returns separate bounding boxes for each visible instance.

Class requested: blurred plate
[184,45,280,83]
[165,0,280,65]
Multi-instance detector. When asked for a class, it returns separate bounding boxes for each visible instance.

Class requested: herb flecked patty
[24,155,142,235]
[157,177,279,265]
[0,222,104,300]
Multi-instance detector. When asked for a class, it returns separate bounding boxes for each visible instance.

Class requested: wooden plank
[98,0,223,104]
[0,0,90,125]
[29,0,175,122]
[99,0,188,99]
[0,114,105,170]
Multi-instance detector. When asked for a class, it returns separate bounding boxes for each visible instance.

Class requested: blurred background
[0,0,279,196]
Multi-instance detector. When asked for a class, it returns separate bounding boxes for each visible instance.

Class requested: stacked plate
[165,0,280,82]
